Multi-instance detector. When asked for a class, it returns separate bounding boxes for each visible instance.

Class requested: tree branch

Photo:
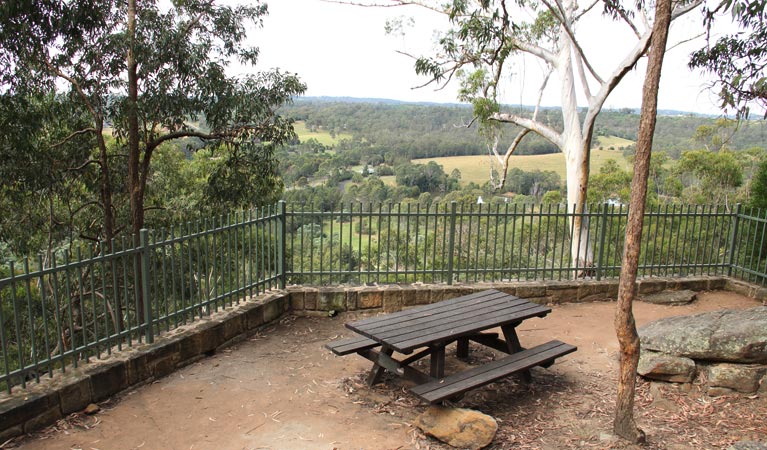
[489,111,562,149]
[511,38,559,66]
[540,0,604,84]
[49,128,98,149]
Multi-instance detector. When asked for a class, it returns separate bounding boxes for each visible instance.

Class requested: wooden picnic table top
[346,289,551,354]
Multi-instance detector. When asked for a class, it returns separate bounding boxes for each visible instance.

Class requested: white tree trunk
[559,22,595,273]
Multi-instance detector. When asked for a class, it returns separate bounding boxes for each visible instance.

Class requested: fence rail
[1,201,765,392]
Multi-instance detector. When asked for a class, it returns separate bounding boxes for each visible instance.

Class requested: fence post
[596,203,609,281]
[726,203,742,277]
[140,229,154,344]
[447,201,457,285]
[277,200,287,289]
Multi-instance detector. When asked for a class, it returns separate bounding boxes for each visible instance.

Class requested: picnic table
[326,289,576,403]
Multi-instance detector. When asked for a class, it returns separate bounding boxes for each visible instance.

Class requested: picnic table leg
[366,346,394,386]
[501,324,532,382]
[456,337,469,359]
[429,344,446,378]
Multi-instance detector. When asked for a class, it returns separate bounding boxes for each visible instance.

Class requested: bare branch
[50,128,97,149]
[666,32,704,52]
[68,159,101,172]
[575,0,600,20]
[489,111,562,149]
[540,0,604,83]
[511,38,559,66]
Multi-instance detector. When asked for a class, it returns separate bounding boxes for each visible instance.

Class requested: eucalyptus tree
[376,0,701,272]
[0,0,305,247]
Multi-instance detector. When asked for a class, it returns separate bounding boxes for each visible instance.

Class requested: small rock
[599,432,617,443]
[640,290,697,305]
[83,403,100,415]
[706,364,767,393]
[707,386,736,397]
[638,351,696,383]
[728,441,767,450]
[415,405,497,450]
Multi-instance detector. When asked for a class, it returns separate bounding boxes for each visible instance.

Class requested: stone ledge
[0,291,289,440]
[289,275,739,313]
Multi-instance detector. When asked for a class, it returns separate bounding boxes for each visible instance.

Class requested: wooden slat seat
[325,335,379,356]
[410,340,577,403]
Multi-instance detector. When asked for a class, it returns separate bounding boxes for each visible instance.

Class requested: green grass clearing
[595,135,635,150]
[294,121,352,146]
[414,149,631,186]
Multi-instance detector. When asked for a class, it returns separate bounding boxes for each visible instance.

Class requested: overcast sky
[245,0,729,115]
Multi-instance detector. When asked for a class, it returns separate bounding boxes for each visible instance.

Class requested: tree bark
[126,0,145,323]
[127,0,142,238]
[613,0,673,442]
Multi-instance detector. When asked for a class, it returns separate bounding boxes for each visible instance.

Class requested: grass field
[294,121,352,146]
[414,148,630,186]
[595,135,635,150]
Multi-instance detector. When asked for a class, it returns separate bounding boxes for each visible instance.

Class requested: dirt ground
[8,291,766,450]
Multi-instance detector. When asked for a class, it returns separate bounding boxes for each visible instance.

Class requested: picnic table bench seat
[410,340,577,403]
[325,335,380,355]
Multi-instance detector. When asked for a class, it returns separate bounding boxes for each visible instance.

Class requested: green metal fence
[1,201,765,392]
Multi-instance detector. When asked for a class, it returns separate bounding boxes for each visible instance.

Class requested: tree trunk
[613,0,672,442]
[559,24,594,274]
[126,0,142,237]
[126,0,145,322]
[96,127,115,247]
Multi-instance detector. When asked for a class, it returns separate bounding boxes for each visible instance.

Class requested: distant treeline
[284,99,767,159]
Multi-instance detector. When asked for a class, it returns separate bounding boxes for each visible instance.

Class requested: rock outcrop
[638,307,767,395]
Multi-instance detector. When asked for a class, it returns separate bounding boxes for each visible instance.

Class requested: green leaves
[690,0,767,118]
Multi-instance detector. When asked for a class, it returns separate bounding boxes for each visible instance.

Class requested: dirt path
[11,291,765,450]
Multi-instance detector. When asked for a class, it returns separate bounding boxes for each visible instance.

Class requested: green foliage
[0,0,305,255]
[677,150,744,204]
[690,0,767,118]
[750,158,767,209]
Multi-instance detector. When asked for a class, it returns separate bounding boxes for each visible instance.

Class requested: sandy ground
[8,291,766,450]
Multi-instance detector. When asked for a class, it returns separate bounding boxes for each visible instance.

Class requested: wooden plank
[410,340,577,403]
[348,290,507,328]
[324,335,379,356]
[357,296,527,337]
[349,300,547,349]
[388,304,551,352]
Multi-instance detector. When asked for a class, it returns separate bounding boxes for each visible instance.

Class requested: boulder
[640,290,697,305]
[705,363,767,393]
[638,351,696,383]
[639,307,767,363]
[415,405,497,450]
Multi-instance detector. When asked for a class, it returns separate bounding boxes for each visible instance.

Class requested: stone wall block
[303,288,319,310]
[678,277,709,292]
[358,289,383,309]
[23,405,62,433]
[318,289,347,312]
[382,287,404,312]
[244,304,265,330]
[345,290,358,310]
[637,279,666,295]
[88,360,128,402]
[515,284,548,298]
[0,391,59,431]
[263,298,285,322]
[58,374,93,415]
[289,291,305,310]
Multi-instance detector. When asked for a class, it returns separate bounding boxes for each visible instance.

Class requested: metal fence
[1,201,766,392]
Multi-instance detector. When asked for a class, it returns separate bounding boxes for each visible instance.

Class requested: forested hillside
[284,99,767,158]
